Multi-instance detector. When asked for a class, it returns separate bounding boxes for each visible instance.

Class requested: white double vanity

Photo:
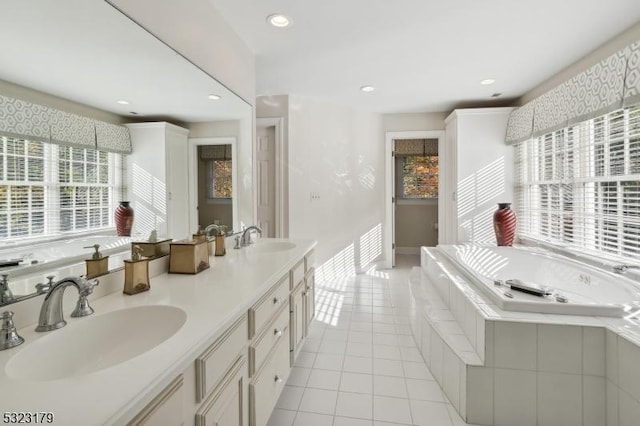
[0,238,316,426]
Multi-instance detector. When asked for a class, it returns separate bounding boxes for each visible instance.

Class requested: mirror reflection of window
[207,159,232,199]
[0,136,123,240]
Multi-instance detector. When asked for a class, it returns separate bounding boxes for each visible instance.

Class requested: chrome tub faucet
[35,276,99,332]
[612,264,640,274]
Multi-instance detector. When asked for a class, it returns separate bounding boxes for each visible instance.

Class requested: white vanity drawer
[249,333,290,426]
[249,274,289,339]
[195,356,247,426]
[128,375,184,426]
[290,259,305,290]
[196,315,248,403]
[304,250,315,272]
[249,303,289,377]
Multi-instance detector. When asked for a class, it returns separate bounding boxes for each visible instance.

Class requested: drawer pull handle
[306,285,310,291]
[273,297,280,305]
[274,375,283,383]
[274,328,283,337]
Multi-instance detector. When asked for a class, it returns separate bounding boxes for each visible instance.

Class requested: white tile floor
[268,255,478,426]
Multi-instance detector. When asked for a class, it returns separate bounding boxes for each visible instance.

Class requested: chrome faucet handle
[234,235,242,249]
[36,275,56,295]
[0,311,24,350]
[71,295,94,318]
[71,278,98,318]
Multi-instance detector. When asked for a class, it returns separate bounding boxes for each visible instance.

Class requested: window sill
[518,235,640,283]
[397,198,438,206]
[205,198,232,205]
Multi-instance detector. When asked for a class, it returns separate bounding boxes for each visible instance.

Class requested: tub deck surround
[412,245,640,426]
[0,238,316,425]
[435,244,640,317]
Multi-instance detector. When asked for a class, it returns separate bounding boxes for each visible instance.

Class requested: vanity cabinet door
[290,281,305,364]
[128,375,184,426]
[304,268,315,334]
[195,357,247,426]
[249,334,290,426]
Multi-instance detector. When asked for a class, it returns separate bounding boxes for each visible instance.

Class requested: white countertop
[0,238,316,425]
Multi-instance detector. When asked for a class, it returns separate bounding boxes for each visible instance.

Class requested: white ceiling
[0,0,250,123]
[212,0,640,113]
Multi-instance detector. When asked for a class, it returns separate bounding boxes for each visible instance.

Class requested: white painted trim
[444,107,516,124]
[385,130,445,269]
[187,137,238,233]
[396,247,420,255]
[256,117,285,238]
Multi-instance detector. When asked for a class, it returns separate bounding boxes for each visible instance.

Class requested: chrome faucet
[35,276,99,332]
[0,274,14,304]
[0,311,24,350]
[612,265,640,274]
[241,226,262,246]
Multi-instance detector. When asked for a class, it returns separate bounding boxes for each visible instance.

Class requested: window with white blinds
[0,136,124,240]
[515,105,640,259]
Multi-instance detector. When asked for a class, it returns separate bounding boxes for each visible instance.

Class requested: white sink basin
[6,305,186,381]
[248,241,296,253]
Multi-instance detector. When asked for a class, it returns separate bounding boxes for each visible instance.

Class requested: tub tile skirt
[408,266,640,426]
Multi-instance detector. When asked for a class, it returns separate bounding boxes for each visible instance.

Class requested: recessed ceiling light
[116,100,130,105]
[267,14,292,28]
[360,85,375,92]
[480,79,496,85]
[208,94,221,100]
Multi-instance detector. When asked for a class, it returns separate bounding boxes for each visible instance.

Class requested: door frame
[384,130,446,269]
[256,117,285,238]
[187,137,238,234]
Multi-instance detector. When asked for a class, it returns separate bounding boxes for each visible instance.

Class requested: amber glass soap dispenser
[123,245,150,295]
[84,244,109,278]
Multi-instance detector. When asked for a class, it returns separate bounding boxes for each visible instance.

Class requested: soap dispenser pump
[84,244,109,278]
[123,245,150,295]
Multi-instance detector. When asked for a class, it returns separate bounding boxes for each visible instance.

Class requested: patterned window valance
[395,138,438,156]
[506,39,640,144]
[0,94,131,153]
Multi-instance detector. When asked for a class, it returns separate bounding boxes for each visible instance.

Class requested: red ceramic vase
[115,201,134,236]
[493,203,516,246]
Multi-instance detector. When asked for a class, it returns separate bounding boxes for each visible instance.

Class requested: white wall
[287,96,384,276]
[447,108,514,243]
[382,112,447,132]
[107,0,255,104]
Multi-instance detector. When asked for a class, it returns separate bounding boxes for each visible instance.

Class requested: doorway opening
[256,117,285,238]
[384,131,445,268]
[187,137,238,234]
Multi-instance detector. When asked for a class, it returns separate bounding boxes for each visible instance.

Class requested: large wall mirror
[0,0,254,306]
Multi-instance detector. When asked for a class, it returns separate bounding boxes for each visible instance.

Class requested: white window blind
[0,136,124,240]
[515,105,640,259]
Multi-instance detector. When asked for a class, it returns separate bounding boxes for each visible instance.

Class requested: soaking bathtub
[423,244,640,317]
